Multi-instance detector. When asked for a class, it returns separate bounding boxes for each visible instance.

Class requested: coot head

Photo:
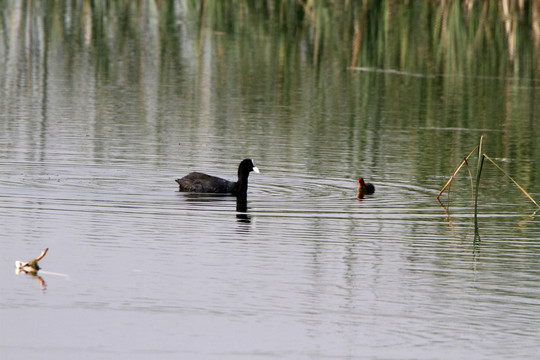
[238,159,260,177]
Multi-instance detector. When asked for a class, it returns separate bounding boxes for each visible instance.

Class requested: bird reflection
[15,268,47,291]
[179,192,252,224]
[236,194,251,224]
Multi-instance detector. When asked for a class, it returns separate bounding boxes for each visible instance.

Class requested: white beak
[253,166,260,173]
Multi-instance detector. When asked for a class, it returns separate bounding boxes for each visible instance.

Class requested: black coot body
[176,159,260,195]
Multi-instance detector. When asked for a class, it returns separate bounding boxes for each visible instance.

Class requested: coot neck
[235,172,249,194]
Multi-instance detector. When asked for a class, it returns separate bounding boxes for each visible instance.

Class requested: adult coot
[176,159,260,195]
[357,177,375,199]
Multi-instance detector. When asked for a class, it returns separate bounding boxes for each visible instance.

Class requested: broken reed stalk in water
[482,154,540,208]
[438,136,540,235]
[16,248,49,273]
[437,145,477,208]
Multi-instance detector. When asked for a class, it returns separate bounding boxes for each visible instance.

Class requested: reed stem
[473,136,485,237]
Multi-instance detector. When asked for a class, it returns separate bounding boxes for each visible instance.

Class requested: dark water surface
[1,2,540,359]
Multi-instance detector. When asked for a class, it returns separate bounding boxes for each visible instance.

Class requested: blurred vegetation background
[2,0,538,76]
[187,0,540,76]
[1,0,539,188]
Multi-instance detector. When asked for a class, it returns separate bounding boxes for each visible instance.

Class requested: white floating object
[15,248,48,274]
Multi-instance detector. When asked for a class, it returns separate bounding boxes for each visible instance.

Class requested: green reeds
[438,136,540,237]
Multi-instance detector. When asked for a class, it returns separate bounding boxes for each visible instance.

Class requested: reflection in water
[15,269,47,291]
[180,193,231,202]
[516,209,540,228]
[236,194,251,225]
[179,192,252,224]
